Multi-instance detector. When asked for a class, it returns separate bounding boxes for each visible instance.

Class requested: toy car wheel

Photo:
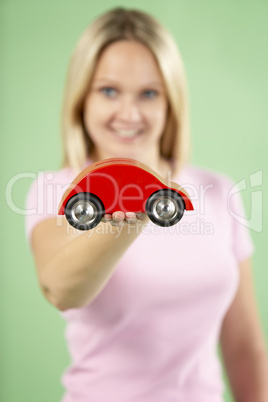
[65,193,104,230]
[145,189,185,227]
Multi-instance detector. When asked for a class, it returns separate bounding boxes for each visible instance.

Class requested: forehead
[92,40,165,86]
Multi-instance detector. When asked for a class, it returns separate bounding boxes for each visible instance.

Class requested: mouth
[109,128,143,141]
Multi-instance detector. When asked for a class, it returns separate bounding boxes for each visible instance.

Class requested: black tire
[145,189,185,227]
[65,192,104,230]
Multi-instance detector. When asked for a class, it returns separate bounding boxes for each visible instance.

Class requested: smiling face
[83,40,168,163]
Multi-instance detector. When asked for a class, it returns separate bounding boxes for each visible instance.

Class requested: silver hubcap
[152,196,178,222]
[71,200,97,225]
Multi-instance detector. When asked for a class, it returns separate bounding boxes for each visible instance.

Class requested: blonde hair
[60,7,191,176]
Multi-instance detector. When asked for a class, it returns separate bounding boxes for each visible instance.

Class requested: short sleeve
[225,178,255,262]
[24,169,74,252]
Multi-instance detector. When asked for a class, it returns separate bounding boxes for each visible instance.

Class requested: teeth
[115,130,140,138]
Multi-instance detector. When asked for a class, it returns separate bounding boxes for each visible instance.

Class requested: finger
[125,212,138,224]
[102,214,112,223]
[111,211,125,226]
[136,212,149,221]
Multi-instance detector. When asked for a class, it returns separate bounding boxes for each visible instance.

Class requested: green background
[1,1,267,401]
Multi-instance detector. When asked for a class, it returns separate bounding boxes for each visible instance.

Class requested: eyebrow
[93,78,164,87]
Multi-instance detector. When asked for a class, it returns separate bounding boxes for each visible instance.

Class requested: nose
[117,96,142,124]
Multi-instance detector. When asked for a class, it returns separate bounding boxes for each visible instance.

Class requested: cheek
[145,100,168,127]
[84,95,111,129]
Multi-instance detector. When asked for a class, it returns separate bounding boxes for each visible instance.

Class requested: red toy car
[58,158,194,230]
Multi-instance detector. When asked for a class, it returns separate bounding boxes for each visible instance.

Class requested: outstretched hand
[101,211,149,227]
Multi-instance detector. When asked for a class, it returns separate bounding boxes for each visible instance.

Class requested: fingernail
[136,213,148,221]
[125,212,136,219]
[113,211,124,220]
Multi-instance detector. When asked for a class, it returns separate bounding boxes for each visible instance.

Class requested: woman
[25,7,268,402]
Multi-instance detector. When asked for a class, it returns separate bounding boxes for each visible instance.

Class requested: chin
[108,147,140,160]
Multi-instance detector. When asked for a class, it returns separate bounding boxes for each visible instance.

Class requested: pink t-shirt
[25,160,254,402]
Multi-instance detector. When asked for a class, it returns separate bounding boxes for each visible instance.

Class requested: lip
[109,128,143,142]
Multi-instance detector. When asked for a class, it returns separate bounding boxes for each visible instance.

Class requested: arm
[31,212,148,311]
[220,257,268,402]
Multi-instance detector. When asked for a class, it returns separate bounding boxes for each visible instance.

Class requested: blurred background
[1,1,267,401]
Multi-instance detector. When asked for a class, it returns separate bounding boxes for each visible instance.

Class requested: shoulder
[175,164,239,216]
[181,164,234,187]
[26,165,75,200]
[179,164,235,197]
[25,157,94,215]
[26,167,75,209]
[30,165,76,186]
[24,165,79,248]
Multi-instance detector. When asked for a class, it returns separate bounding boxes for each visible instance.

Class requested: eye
[142,90,158,99]
[100,87,117,97]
